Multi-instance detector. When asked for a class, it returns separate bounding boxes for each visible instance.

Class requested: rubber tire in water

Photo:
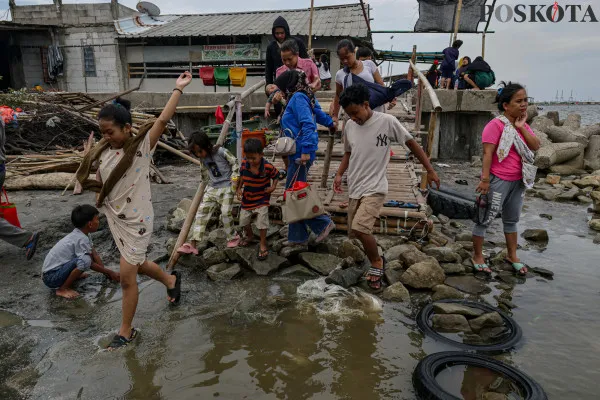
[416,299,522,354]
[413,351,548,400]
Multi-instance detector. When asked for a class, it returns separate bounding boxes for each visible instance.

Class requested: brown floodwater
[1,166,598,399]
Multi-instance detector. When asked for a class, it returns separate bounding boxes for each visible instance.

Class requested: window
[83,46,96,77]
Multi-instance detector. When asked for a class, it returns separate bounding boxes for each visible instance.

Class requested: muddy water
[0,165,598,399]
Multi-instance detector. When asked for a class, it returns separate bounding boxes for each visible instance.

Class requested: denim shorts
[441,69,454,79]
[42,257,88,289]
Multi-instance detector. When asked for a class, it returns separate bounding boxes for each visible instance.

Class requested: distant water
[537,104,600,125]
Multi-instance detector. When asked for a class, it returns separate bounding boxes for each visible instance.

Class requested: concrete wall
[11,31,53,89]
[122,36,345,92]
[60,26,122,92]
[422,89,498,113]
[11,3,134,26]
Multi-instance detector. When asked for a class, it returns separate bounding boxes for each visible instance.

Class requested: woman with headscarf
[455,56,471,89]
[274,70,337,246]
[463,57,496,90]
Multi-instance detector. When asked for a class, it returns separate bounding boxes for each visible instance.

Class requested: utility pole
[452,0,464,43]
[308,0,315,51]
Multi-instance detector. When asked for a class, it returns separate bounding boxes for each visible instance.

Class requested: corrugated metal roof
[116,3,368,38]
[114,15,180,35]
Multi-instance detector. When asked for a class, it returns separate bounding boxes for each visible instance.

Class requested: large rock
[546,126,588,145]
[299,253,344,275]
[384,243,418,262]
[315,234,347,256]
[279,264,320,278]
[433,303,485,318]
[536,188,562,201]
[279,244,309,258]
[573,175,600,189]
[530,115,554,132]
[207,263,241,281]
[236,247,289,275]
[556,187,580,201]
[376,235,407,251]
[207,228,229,249]
[445,275,489,295]
[534,129,552,147]
[578,123,600,139]
[549,164,586,176]
[432,314,472,333]
[400,259,445,289]
[522,229,549,242]
[400,249,435,266]
[382,282,411,302]
[202,247,228,267]
[325,266,365,288]
[424,247,462,263]
[337,240,366,264]
[590,191,600,202]
[384,260,405,285]
[534,142,585,170]
[454,230,473,242]
[166,207,187,233]
[584,136,600,171]
[563,113,581,129]
[545,111,559,126]
[432,284,465,301]
[589,219,600,231]
[469,312,504,333]
[441,263,466,275]
[428,230,452,247]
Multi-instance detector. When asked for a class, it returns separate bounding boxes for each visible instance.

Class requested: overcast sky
[2,0,599,101]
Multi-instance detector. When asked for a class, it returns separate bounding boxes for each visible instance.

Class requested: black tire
[427,187,476,220]
[416,299,522,354]
[413,351,548,400]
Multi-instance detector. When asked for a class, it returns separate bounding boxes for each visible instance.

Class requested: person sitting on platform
[462,57,496,90]
[333,84,440,291]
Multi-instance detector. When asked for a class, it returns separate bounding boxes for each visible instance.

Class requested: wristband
[480,178,490,183]
[173,88,183,94]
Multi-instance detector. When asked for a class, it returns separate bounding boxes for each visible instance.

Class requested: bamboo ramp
[242,140,432,236]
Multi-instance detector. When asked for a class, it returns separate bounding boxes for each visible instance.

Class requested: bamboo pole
[167,81,266,270]
[77,75,145,113]
[409,60,442,112]
[225,79,266,111]
[320,133,335,188]
[452,0,463,43]
[481,32,486,59]
[308,0,315,50]
[420,111,439,189]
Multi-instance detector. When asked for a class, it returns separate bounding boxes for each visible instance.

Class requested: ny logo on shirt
[376,134,389,147]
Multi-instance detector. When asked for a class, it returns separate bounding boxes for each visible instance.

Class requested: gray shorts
[239,206,269,230]
[472,174,525,237]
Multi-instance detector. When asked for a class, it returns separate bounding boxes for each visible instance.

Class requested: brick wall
[11,3,135,25]
[60,26,123,92]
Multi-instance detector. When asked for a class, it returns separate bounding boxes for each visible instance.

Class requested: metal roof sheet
[115,3,368,38]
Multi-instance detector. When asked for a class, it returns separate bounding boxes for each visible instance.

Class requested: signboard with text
[199,44,261,62]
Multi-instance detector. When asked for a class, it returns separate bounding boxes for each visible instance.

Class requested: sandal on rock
[25,232,40,261]
[257,247,269,261]
[505,259,527,275]
[227,235,241,248]
[366,256,386,291]
[167,271,182,306]
[471,258,491,274]
[107,328,138,350]
[177,243,198,255]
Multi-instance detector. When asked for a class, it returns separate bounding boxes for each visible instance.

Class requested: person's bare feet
[78,273,90,280]
[56,288,80,299]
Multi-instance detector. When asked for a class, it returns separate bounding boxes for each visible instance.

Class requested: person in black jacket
[265,16,309,84]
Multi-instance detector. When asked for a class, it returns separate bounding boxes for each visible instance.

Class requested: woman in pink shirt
[472,82,541,275]
[275,39,321,91]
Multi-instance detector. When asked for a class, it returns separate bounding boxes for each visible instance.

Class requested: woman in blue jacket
[274,70,337,245]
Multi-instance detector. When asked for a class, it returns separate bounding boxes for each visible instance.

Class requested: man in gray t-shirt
[0,119,41,259]
[334,84,440,291]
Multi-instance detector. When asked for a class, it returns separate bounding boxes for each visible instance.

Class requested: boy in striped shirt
[236,138,280,260]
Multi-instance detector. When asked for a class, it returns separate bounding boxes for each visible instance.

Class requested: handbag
[274,128,297,156]
[282,165,325,223]
[0,187,22,228]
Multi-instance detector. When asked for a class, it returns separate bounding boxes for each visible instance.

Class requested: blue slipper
[25,232,40,261]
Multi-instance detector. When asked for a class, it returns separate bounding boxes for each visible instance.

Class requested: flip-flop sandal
[471,258,492,274]
[505,259,527,275]
[25,232,40,261]
[177,243,198,255]
[167,271,182,306]
[365,256,386,291]
[456,179,469,185]
[107,328,138,350]
[339,202,348,209]
[257,248,269,261]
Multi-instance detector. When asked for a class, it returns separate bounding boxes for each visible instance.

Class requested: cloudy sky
[2,0,599,101]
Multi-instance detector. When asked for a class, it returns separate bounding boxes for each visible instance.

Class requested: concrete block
[422,89,498,113]
[79,17,97,24]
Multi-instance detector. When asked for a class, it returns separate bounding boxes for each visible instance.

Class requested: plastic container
[199,67,215,86]
[214,67,230,86]
[241,129,267,159]
[229,67,247,87]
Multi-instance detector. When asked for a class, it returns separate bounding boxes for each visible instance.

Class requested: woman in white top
[329,39,386,123]
[315,54,332,90]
